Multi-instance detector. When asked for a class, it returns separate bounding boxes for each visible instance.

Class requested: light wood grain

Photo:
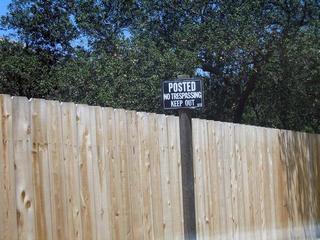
[158,114,174,239]
[2,94,320,240]
[117,109,131,239]
[193,118,205,240]
[137,112,154,239]
[61,102,83,240]
[126,110,144,239]
[12,97,35,240]
[234,123,244,240]
[76,104,97,240]
[31,98,53,240]
[208,121,221,239]
[149,113,164,239]
[167,115,184,239]
[104,107,119,240]
[47,100,68,240]
[94,106,112,240]
[0,95,18,240]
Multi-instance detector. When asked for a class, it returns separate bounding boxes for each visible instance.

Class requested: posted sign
[162,78,203,109]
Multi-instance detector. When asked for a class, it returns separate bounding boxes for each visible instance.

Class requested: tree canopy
[1,0,319,133]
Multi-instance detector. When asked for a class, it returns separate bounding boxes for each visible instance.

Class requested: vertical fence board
[127,111,143,239]
[89,106,103,240]
[13,97,35,240]
[77,104,97,240]
[158,115,174,239]
[104,108,120,240]
[216,122,228,239]
[223,123,234,240]
[137,112,154,239]
[0,95,18,240]
[202,120,212,239]
[205,120,216,238]
[47,101,68,240]
[229,124,239,240]
[207,121,221,239]
[277,130,291,239]
[31,99,53,240]
[61,102,82,240]
[310,134,320,238]
[245,125,258,239]
[257,127,268,240]
[253,127,263,239]
[234,124,244,240]
[239,125,250,238]
[91,106,109,240]
[307,133,317,239]
[316,134,320,238]
[266,129,277,240]
[193,118,203,240]
[126,110,144,239]
[117,109,132,239]
[89,106,99,240]
[167,116,184,239]
[149,113,164,239]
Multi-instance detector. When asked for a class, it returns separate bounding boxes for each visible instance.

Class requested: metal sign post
[162,76,202,240]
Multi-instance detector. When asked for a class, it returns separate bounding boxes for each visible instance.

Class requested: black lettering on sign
[162,78,204,110]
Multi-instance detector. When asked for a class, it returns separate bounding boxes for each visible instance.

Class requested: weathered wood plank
[137,112,154,240]
[167,115,184,239]
[207,121,221,239]
[216,122,228,239]
[223,123,234,240]
[201,120,211,239]
[12,97,35,240]
[256,127,268,240]
[126,110,144,240]
[76,104,97,240]
[116,109,132,239]
[91,106,110,240]
[0,95,18,240]
[104,108,120,240]
[192,118,204,240]
[234,124,244,240]
[229,123,239,240]
[158,114,174,239]
[245,125,258,239]
[61,102,83,240]
[149,113,164,239]
[31,98,53,240]
[47,100,68,240]
[239,124,250,239]
[266,128,277,240]
[276,130,291,239]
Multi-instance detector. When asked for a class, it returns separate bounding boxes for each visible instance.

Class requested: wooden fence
[0,94,319,240]
[192,119,320,239]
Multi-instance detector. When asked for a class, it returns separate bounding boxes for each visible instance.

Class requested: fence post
[178,75,197,239]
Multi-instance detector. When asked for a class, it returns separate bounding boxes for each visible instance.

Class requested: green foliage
[1,0,78,56]
[0,39,53,98]
[0,0,319,133]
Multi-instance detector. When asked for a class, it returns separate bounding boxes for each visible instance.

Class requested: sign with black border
[162,78,204,110]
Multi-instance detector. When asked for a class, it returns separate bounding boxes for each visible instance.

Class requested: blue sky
[0,0,10,17]
[0,0,12,37]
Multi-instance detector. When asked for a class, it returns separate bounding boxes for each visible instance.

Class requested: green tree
[1,0,78,59]
[121,0,319,132]
[0,0,319,133]
[0,39,54,98]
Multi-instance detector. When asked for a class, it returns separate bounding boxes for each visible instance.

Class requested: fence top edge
[1,94,318,136]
